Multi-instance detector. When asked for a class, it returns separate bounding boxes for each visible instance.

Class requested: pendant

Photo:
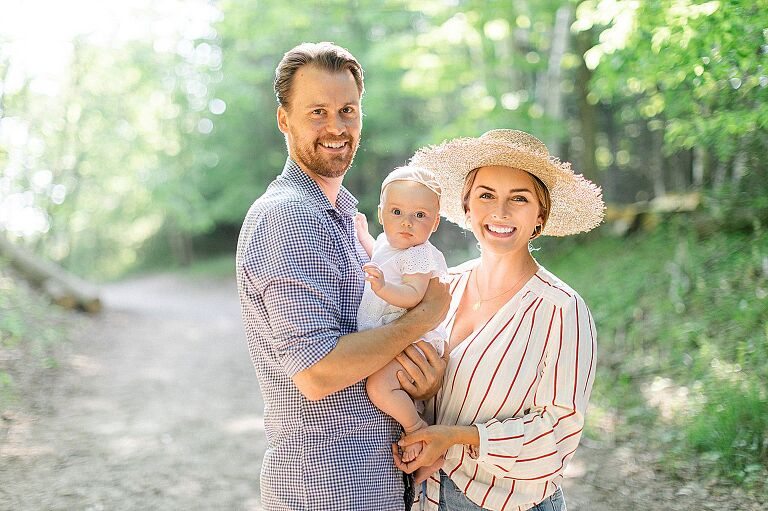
[472,301,481,311]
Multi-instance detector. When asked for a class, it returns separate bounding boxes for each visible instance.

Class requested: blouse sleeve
[469,296,597,481]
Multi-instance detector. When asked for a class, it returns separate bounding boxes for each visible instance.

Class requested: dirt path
[1,274,264,510]
[0,274,762,510]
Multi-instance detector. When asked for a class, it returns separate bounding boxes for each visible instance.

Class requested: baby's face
[378,180,440,249]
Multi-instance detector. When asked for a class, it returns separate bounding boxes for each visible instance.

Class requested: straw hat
[409,129,605,236]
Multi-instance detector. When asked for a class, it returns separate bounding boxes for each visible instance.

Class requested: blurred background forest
[1,0,767,502]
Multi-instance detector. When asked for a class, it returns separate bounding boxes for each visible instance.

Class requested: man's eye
[312,109,324,115]
[342,107,355,114]
[392,208,401,215]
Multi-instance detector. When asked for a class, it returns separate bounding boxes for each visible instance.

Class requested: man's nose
[326,113,345,135]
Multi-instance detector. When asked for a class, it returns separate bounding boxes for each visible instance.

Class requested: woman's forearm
[448,425,480,447]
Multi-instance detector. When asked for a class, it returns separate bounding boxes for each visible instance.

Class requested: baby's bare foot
[402,419,428,463]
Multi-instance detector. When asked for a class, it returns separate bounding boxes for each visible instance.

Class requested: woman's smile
[484,223,517,237]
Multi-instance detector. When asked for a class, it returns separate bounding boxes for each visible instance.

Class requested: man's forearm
[293,312,430,400]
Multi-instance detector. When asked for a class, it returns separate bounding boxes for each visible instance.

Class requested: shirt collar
[280,158,358,216]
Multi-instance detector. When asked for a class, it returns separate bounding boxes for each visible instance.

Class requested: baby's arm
[363,264,431,309]
[355,213,375,258]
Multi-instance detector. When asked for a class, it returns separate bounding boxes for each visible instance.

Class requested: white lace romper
[357,233,448,356]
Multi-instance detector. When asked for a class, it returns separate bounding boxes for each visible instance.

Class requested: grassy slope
[0,263,75,410]
[536,220,768,488]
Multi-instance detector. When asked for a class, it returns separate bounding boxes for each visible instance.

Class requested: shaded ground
[0,274,263,510]
[0,274,762,510]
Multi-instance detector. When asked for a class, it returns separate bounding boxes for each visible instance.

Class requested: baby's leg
[367,359,427,462]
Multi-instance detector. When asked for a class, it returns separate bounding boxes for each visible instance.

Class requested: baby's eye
[415,212,426,219]
[391,208,401,215]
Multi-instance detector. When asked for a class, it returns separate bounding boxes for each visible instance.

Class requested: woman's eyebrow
[476,185,533,193]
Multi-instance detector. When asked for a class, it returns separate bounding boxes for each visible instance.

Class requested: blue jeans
[438,470,567,511]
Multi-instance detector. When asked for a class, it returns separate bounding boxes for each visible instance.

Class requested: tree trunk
[0,235,101,312]
[575,29,598,183]
[543,5,572,153]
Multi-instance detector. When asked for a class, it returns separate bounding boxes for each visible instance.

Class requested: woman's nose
[492,203,510,218]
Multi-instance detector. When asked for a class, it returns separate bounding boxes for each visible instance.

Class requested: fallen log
[605,192,702,236]
[0,236,101,313]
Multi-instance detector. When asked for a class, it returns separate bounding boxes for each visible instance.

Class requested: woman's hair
[462,167,551,230]
[274,42,364,109]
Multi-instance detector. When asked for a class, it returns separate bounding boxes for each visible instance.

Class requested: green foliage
[580,0,768,162]
[538,219,768,487]
[0,261,72,407]
[685,378,767,485]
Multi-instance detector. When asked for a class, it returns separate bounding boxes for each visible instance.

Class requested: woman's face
[465,165,544,257]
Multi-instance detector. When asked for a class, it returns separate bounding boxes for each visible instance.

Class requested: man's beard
[292,137,359,178]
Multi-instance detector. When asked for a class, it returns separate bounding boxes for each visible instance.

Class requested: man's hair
[274,42,364,108]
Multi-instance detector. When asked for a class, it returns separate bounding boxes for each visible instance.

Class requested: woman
[393,130,604,511]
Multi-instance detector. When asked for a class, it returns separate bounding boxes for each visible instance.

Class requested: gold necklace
[472,264,535,311]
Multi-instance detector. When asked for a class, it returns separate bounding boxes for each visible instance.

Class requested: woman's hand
[392,425,459,475]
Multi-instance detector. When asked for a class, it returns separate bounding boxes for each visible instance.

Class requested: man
[236,42,450,511]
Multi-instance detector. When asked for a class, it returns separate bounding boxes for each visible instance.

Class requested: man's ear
[277,106,289,134]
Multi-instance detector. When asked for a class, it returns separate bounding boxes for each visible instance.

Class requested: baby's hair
[379,165,442,205]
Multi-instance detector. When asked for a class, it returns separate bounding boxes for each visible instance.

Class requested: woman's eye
[512,196,529,202]
[479,192,493,199]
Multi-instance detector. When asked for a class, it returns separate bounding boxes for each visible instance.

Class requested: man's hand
[362,262,385,292]
[396,341,447,401]
[407,277,450,332]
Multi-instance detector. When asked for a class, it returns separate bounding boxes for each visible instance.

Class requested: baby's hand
[354,212,369,240]
[362,262,385,292]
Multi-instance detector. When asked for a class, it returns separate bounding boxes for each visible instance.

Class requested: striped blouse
[419,260,597,511]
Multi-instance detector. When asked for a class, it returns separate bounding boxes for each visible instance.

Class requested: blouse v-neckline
[446,263,540,355]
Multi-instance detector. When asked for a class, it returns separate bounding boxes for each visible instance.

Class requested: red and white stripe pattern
[420,260,597,511]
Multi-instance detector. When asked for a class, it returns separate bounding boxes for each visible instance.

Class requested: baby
[355,165,448,463]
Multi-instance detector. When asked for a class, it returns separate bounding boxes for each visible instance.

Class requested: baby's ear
[432,215,440,233]
[377,206,383,225]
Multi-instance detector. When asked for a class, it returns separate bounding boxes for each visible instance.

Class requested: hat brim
[410,137,605,236]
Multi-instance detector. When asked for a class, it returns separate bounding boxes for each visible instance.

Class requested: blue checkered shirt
[236,159,405,510]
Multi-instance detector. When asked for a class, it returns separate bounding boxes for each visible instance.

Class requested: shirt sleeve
[240,201,343,377]
[470,296,597,481]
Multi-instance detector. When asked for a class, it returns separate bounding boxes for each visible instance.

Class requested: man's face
[277,65,362,179]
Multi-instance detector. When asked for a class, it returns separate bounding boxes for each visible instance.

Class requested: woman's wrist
[453,425,480,446]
